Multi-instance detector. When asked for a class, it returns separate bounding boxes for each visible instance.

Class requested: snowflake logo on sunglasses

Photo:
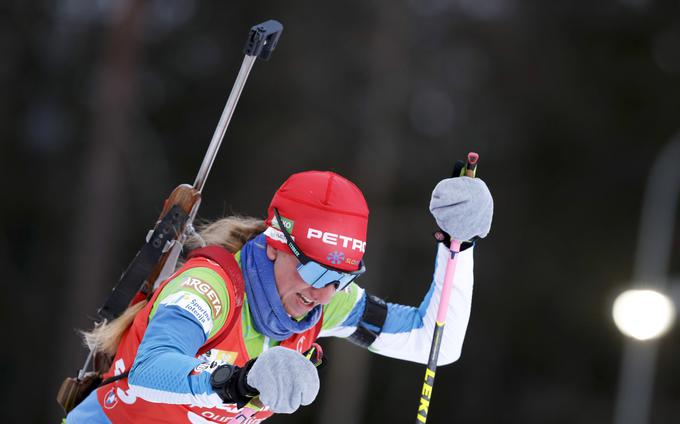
[327,251,345,265]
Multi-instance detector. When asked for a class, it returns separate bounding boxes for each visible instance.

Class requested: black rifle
[57,20,284,414]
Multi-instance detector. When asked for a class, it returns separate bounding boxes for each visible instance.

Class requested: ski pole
[415,152,478,424]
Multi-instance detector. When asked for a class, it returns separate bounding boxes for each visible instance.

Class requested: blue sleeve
[127,304,224,406]
[321,268,435,338]
[65,389,112,423]
[326,244,475,366]
[340,289,432,333]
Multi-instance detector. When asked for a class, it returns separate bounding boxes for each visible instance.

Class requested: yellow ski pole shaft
[415,152,478,424]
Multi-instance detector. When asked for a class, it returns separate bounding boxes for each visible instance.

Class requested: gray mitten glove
[429,176,493,241]
[247,346,319,414]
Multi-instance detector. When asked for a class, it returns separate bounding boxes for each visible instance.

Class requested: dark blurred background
[2,0,680,423]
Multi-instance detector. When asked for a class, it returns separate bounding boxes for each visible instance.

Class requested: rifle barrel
[193,54,257,192]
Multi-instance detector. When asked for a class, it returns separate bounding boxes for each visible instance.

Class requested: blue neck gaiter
[241,234,322,341]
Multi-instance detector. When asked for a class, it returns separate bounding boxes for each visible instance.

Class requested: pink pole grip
[435,239,461,323]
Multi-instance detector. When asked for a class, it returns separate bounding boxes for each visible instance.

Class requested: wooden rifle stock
[140,184,201,295]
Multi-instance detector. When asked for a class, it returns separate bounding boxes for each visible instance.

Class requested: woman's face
[266,244,337,318]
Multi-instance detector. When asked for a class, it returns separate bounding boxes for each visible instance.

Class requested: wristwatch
[209,362,259,407]
[210,364,236,391]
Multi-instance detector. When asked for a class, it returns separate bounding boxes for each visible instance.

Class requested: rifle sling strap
[98,205,189,321]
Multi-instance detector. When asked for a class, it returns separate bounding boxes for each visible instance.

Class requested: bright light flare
[612,289,676,341]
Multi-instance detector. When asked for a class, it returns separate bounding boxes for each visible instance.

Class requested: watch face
[212,365,234,386]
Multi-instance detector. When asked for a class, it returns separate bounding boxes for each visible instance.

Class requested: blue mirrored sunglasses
[274,208,366,290]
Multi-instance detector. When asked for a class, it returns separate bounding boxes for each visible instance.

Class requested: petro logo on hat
[265,171,369,272]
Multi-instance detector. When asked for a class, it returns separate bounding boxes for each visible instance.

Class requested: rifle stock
[98,184,200,320]
[139,184,201,297]
[162,184,201,216]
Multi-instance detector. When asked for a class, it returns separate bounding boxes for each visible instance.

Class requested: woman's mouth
[297,293,314,307]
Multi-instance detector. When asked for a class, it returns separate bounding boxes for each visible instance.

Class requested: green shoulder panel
[322,282,361,330]
[150,266,231,339]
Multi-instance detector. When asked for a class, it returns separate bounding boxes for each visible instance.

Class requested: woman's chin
[283,293,313,318]
[283,302,304,319]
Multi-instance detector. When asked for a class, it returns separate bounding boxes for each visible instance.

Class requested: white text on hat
[307,228,366,253]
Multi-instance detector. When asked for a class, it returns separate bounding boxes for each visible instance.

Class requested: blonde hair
[82,216,266,357]
[185,216,266,253]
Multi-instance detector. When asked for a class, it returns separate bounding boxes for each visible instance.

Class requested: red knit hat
[265,171,369,272]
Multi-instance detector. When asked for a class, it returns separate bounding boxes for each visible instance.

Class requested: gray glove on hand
[247,346,319,414]
[429,176,493,241]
